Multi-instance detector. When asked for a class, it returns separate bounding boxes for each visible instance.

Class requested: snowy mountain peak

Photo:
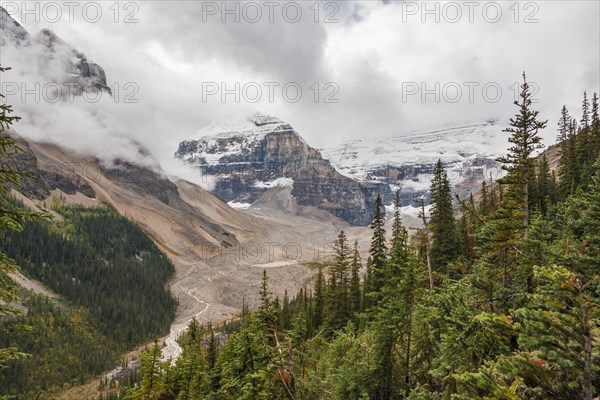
[185,112,290,143]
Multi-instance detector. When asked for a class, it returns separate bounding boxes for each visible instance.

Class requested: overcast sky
[1,0,599,174]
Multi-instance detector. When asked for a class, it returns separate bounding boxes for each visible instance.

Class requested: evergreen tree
[512,266,598,400]
[369,194,387,295]
[390,190,409,269]
[349,239,362,316]
[592,93,599,151]
[536,153,552,216]
[429,159,458,277]
[257,270,277,330]
[479,180,489,216]
[281,290,291,331]
[324,231,352,333]
[133,341,165,400]
[496,72,547,229]
[581,91,590,131]
[579,158,600,279]
[313,266,325,330]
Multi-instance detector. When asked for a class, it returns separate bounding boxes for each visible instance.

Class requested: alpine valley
[1,4,598,400]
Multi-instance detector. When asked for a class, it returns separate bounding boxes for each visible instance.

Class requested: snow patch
[227,201,252,209]
[252,177,294,189]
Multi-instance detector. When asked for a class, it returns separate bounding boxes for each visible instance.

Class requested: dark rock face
[101,161,179,206]
[175,116,384,226]
[1,134,96,199]
[0,7,110,96]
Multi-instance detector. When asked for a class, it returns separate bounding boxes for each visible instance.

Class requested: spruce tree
[256,270,277,330]
[325,230,351,332]
[390,190,409,269]
[592,93,599,151]
[349,239,362,316]
[313,266,325,330]
[496,72,547,230]
[479,180,489,216]
[429,159,458,277]
[369,194,387,295]
[536,153,552,216]
[581,91,590,131]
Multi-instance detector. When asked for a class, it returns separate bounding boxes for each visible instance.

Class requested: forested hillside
[0,202,177,398]
[117,76,599,399]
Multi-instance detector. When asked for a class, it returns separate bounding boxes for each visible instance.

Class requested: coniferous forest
[109,77,600,399]
[0,202,177,398]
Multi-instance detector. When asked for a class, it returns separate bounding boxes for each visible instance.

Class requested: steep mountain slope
[8,134,355,364]
[175,113,385,226]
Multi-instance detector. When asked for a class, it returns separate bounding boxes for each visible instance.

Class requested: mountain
[0,6,110,95]
[320,120,508,205]
[175,113,385,226]
[176,115,508,222]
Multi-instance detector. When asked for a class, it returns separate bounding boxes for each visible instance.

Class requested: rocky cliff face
[2,133,96,199]
[175,114,384,226]
[0,6,110,96]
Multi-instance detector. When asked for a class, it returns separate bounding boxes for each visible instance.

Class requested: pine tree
[429,159,458,277]
[496,72,547,230]
[591,93,599,151]
[349,239,362,316]
[369,194,387,295]
[390,190,409,269]
[256,270,277,330]
[281,290,291,330]
[313,266,325,330]
[536,153,552,216]
[581,91,590,131]
[133,341,165,400]
[557,105,571,143]
[479,180,489,216]
[325,230,352,333]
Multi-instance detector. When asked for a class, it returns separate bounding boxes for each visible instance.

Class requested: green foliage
[369,194,387,295]
[0,204,176,398]
[1,205,177,348]
[0,294,118,398]
[429,160,459,277]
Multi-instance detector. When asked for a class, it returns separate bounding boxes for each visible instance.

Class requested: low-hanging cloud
[1,0,598,176]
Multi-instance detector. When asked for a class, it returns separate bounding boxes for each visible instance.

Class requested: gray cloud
[1,0,598,173]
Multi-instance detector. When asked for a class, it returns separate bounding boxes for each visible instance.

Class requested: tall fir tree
[390,190,409,269]
[591,92,599,151]
[369,194,388,296]
[429,159,458,277]
[325,230,351,332]
[536,153,552,216]
[313,265,325,330]
[349,239,362,316]
[496,72,547,230]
